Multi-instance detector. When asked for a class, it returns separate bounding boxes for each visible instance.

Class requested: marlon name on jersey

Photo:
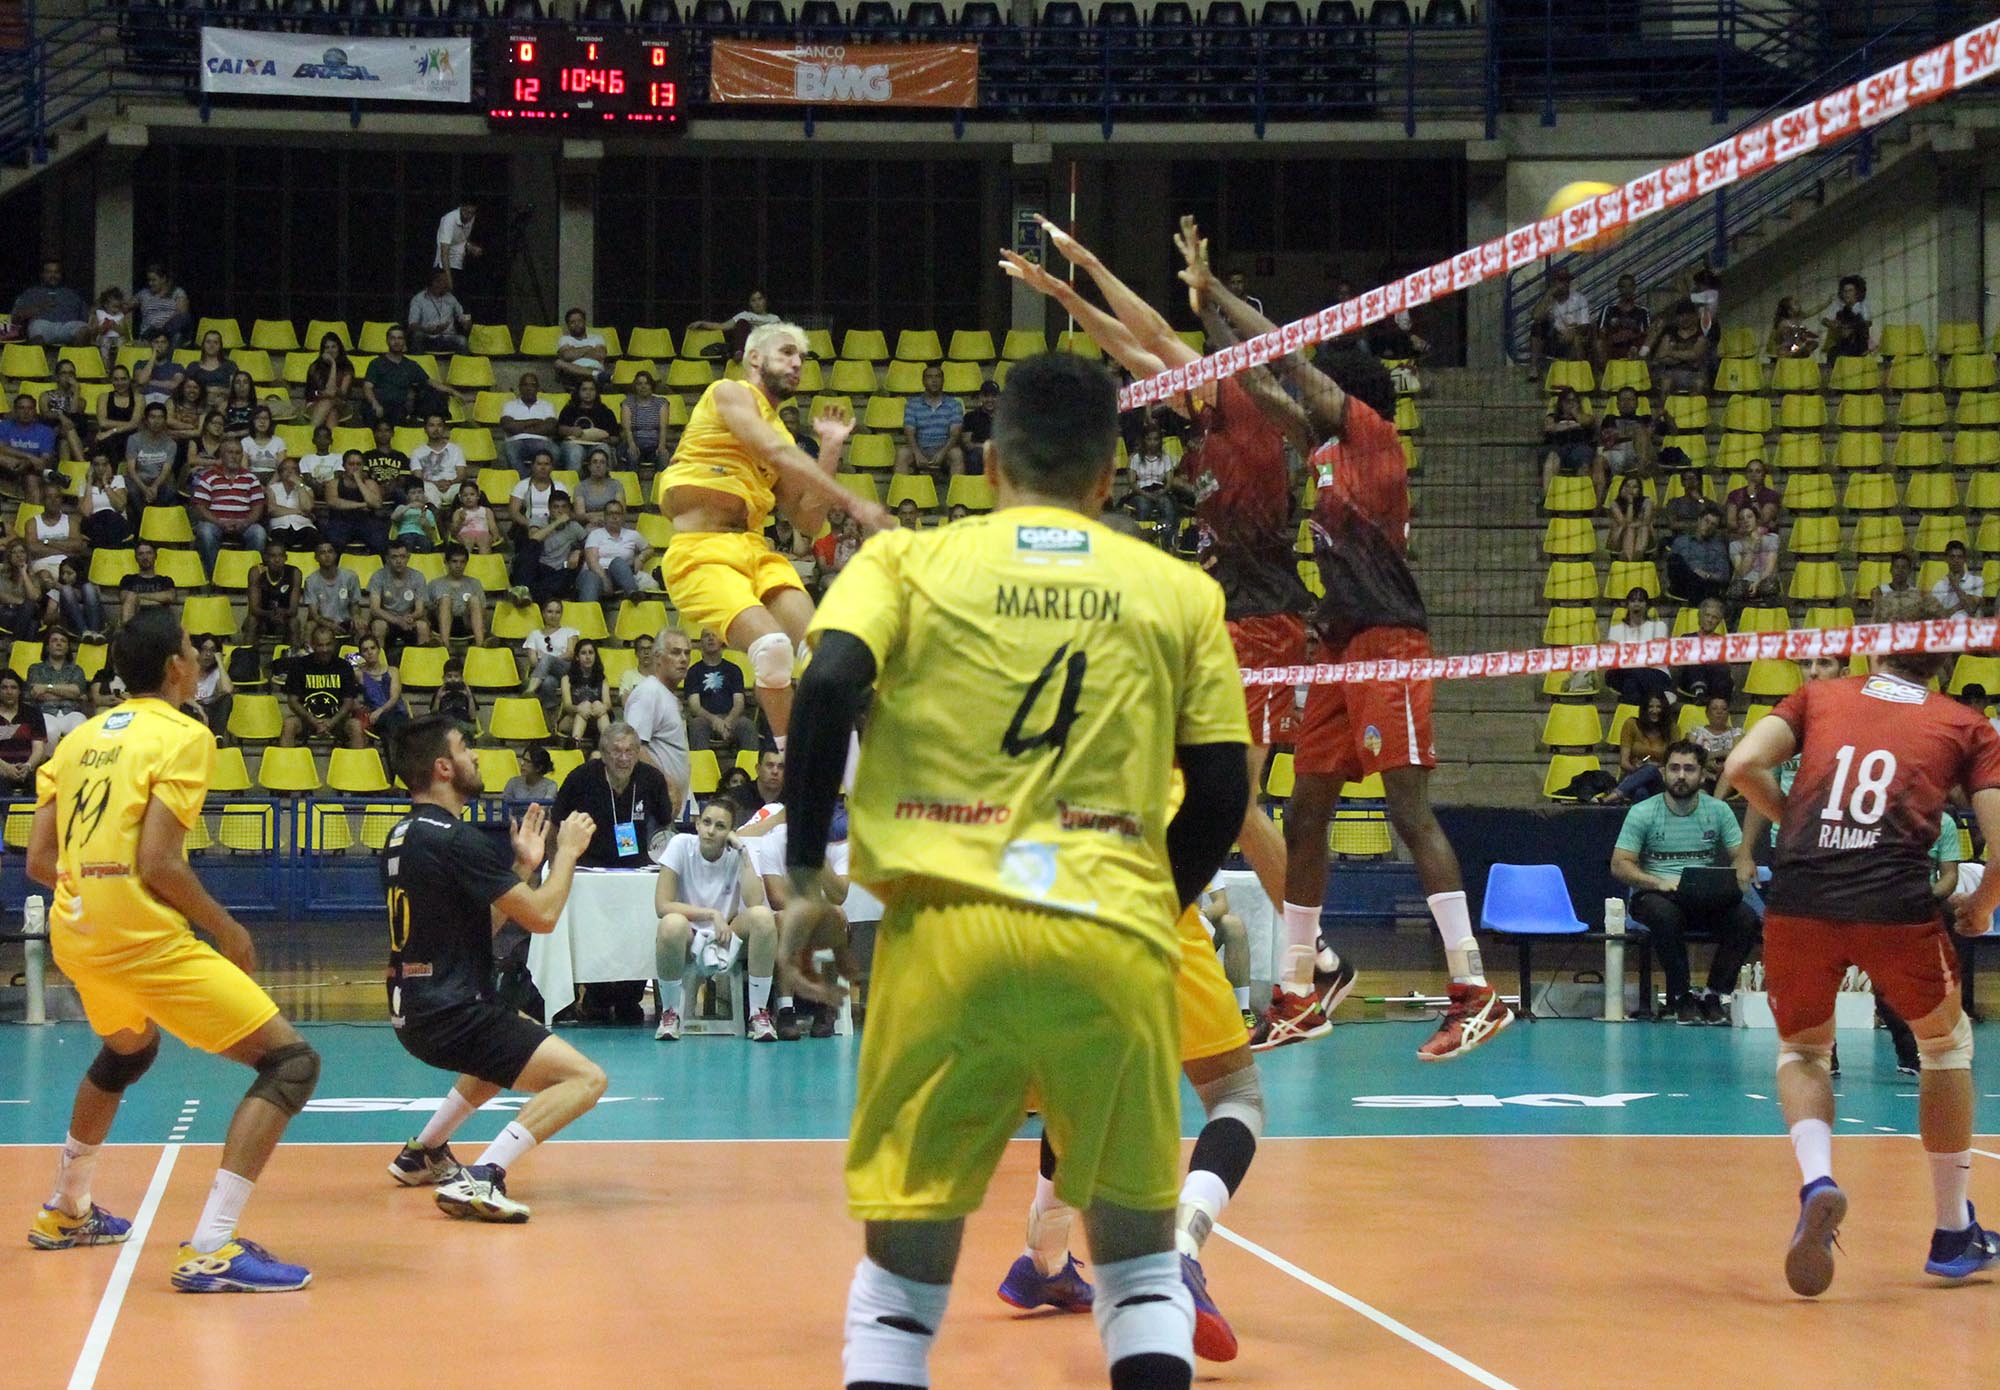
[994,583,1123,622]
[1817,822,1882,851]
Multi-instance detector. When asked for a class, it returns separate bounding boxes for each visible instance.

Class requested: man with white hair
[654,321,890,745]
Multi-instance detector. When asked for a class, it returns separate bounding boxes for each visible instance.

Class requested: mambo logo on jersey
[893,797,1013,825]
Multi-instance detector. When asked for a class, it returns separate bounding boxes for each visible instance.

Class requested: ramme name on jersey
[1818,823,1882,850]
[994,585,1122,622]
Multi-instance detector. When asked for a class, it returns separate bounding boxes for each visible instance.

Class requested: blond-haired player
[655,321,892,741]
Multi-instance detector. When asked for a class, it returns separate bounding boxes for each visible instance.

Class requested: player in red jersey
[1173,218,1511,1061]
[1725,591,2000,1296]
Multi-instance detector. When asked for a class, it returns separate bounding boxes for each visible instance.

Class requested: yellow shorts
[847,886,1183,1221]
[55,928,278,1054]
[1177,906,1247,1062]
[662,530,807,641]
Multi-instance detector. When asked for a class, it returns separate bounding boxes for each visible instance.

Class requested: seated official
[1610,740,1761,1025]
[1197,877,1253,1028]
[652,801,779,1043]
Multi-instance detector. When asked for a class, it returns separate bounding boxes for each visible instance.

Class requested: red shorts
[1228,612,1306,747]
[1295,627,1435,783]
[1763,912,1960,1036]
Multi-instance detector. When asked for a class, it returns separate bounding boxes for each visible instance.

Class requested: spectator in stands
[185,330,236,402]
[946,503,970,524]
[1539,386,1602,504]
[520,598,579,701]
[552,308,610,389]
[1726,509,1780,606]
[894,363,966,480]
[617,632,655,706]
[812,507,862,585]
[1725,458,1779,531]
[1687,694,1740,791]
[1598,386,1653,482]
[117,540,176,627]
[1606,587,1672,705]
[523,491,585,604]
[354,634,409,744]
[961,378,998,471]
[572,448,623,527]
[1224,271,1262,316]
[280,622,367,749]
[718,745,783,824]
[95,365,142,457]
[187,409,229,478]
[577,499,652,604]
[1528,266,1592,371]
[718,764,752,801]
[560,639,611,746]
[0,392,58,492]
[166,378,209,459]
[409,412,467,510]
[1122,424,1184,544]
[51,558,105,645]
[23,476,86,586]
[768,514,814,584]
[362,327,449,428]
[82,454,130,550]
[1674,597,1734,704]
[686,289,779,360]
[407,269,471,356]
[1822,274,1870,360]
[1595,273,1651,366]
[1647,303,1714,396]
[1605,475,1656,562]
[1659,458,1718,545]
[1767,295,1824,360]
[447,479,498,555]
[1685,264,1722,343]
[245,539,301,646]
[1668,509,1731,606]
[1933,540,1984,618]
[500,373,559,474]
[0,536,51,639]
[299,422,343,484]
[240,405,286,479]
[1364,304,1428,366]
[431,654,478,724]
[434,199,480,289]
[1870,551,1918,614]
[684,627,759,757]
[39,360,92,463]
[780,404,817,460]
[302,334,356,432]
[894,498,923,530]
[191,437,269,577]
[136,332,185,406]
[0,671,49,794]
[321,449,389,556]
[189,634,233,736]
[131,265,190,347]
[1609,740,1760,1025]
[502,744,559,817]
[25,628,89,743]
[220,371,258,439]
[367,540,433,652]
[431,542,487,647]
[265,456,319,553]
[389,483,434,557]
[11,259,90,347]
[508,452,559,575]
[301,539,365,642]
[620,370,667,470]
[624,627,691,814]
[557,378,618,471]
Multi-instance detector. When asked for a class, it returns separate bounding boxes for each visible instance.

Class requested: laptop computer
[1676,865,1743,910]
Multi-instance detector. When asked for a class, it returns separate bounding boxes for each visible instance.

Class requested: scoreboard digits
[488,32,684,127]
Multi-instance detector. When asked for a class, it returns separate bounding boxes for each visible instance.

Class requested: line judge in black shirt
[550,720,674,868]
[380,713,608,1223]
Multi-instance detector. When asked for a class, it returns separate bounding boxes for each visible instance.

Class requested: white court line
[1210,1222,1519,1390]
[68,1140,180,1390]
[1973,1148,2000,1163]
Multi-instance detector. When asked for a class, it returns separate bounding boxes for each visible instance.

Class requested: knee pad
[747,630,794,689]
[844,1257,950,1389]
[1093,1251,1194,1368]
[86,1035,159,1094]
[247,1041,321,1117]
[1192,1063,1265,1145]
[1918,1011,1975,1072]
[1777,1041,1834,1077]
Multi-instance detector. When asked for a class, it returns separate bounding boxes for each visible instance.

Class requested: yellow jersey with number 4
[810,505,1249,957]
[35,697,213,957]
[655,380,793,532]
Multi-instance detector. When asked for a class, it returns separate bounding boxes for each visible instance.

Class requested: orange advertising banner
[709,41,978,108]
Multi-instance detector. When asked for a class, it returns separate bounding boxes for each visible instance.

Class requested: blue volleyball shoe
[29,1202,132,1250]
[1925,1205,2000,1280]
[170,1237,312,1293]
[997,1252,1094,1312]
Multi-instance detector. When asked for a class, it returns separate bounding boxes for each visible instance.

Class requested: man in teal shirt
[1611,740,1761,1024]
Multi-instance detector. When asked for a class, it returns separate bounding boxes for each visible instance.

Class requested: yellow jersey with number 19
[655,380,793,532]
[35,697,214,958]
[809,505,1249,958]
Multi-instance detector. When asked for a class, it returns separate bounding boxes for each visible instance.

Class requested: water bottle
[1602,897,1626,1022]
[22,894,46,1026]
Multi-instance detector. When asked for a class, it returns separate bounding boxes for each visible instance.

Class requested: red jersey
[1768,673,2000,923]
[1306,396,1426,647]
[1178,377,1311,622]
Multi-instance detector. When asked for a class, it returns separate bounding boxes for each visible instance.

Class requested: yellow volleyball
[1542,180,1624,253]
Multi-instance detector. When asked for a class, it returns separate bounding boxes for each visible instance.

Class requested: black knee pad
[86,1035,160,1094]
[247,1041,321,1117]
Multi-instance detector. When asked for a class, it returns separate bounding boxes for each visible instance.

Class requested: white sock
[749,974,773,1013]
[1929,1149,1973,1232]
[1279,901,1321,995]
[772,733,787,751]
[52,1133,101,1216]
[191,1169,255,1254]
[1427,890,1485,985]
[845,1257,949,1389]
[776,993,794,1013]
[657,976,685,1017]
[1789,1118,1833,1187]
[1175,1168,1230,1258]
[475,1120,538,1175]
[1232,985,1250,1010]
[1025,1175,1074,1276]
[415,1088,476,1149]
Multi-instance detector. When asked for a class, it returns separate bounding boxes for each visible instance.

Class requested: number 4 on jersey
[1003,645,1087,764]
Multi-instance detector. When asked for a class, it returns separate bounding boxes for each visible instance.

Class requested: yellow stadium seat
[1540,360,1592,395]
[1936,321,1983,357]
[203,745,252,795]
[1660,433,1708,466]
[558,602,609,641]
[490,600,538,641]
[446,354,496,389]
[1769,358,1821,393]
[589,327,623,358]
[1716,433,1763,473]
[249,319,300,353]
[194,317,243,350]
[5,640,40,678]
[1542,608,1599,646]
[936,361,982,395]
[1853,559,1892,596]
[398,645,447,690]
[469,391,507,426]
[1801,607,1853,632]
[665,359,717,390]
[1895,431,1946,469]
[1950,655,2000,695]
[1540,704,1604,749]
[1787,516,1839,555]
[861,395,906,430]
[352,803,405,851]
[1744,659,1803,699]
[256,746,321,794]
[836,472,880,506]
[1782,471,1833,510]
[1955,432,2000,470]
[344,554,382,588]
[1905,473,1959,512]
[1834,433,1884,472]
[331,425,372,452]
[1966,470,2000,511]
[1717,326,1760,359]
[1827,356,1882,392]
[680,748,718,798]
[1851,516,1906,555]
[1876,323,1924,358]
[1722,395,1772,434]
[1946,355,1999,392]
[635,514,674,549]
[1957,392,2000,427]
[471,466,515,505]
[1543,518,1595,556]
[455,427,497,464]
[179,597,237,638]
[88,548,139,588]
[1543,754,1606,802]
[1598,359,1649,394]
[1914,516,1968,555]
[309,804,357,853]
[458,646,520,692]
[154,550,207,588]
[842,330,889,361]
[625,327,675,360]
[1778,395,1826,431]
[1543,562,1597,602]
[1787,561,1844,602]
[1712,358,1763,394]
[356,321,396,354]
[0,343,50,379]
[1260,752,1295,799]
[610,358,657,386]
[893,330,943,361]
[945,473,996,512]
[886,475,939,510]
[455,323,510,356]
[883,361,927,394]
[1833,394,1885,430]
[138,505,194,544]
[1054,331,1103,360]
[3,805,37,850]
[1001,329,1047,361]
[203,550,259,594]
[1898,391,1947,428]
[517,325,562,358]
[947,330,996,361]
[488,698,551,741]
[1841,471,1897,511]
[1543,475,1595,514]
[1660,394,1708,430]
[846,434,895,471]
[229,693,285,743]
[1886,356,1939,393]
[615,599,669,642]
[304,319,352,350]
[211,801,273,853]
[682,328,725,360]
[1773,435,1822,473]
[327,747,390,794]
[56,346,106,381]
[1605,560,1659,598]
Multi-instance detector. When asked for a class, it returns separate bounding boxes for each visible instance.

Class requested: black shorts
[393,999,549,1089]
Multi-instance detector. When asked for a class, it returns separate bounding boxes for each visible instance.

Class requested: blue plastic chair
[1480,863,1643,1020]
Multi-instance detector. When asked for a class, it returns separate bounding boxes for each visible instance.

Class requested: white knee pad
[1093,1251,1194,1367]
[844,1257,950,1389]
[1918,1011,1975,1072]
[1193,1063,1266,1144]
[747,630,794,689]
[1777,1041,1834,1077]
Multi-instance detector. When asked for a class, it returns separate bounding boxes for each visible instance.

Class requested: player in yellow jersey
[778,353,1252,1390]
[656,321,891,741]
[25,609,320,1291]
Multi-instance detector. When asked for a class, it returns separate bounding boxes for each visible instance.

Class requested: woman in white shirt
[240,405,287,477]
[82,454,131,549]
[299,422,344,484]
[265,456,320,551]
[1606,587,1672,706]
[519,598,579,700]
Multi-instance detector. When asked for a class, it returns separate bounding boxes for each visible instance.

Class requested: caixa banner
[200,28,472,103]
[709,41,977,108]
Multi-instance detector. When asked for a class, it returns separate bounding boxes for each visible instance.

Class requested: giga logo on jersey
[1015,526,1091,556]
